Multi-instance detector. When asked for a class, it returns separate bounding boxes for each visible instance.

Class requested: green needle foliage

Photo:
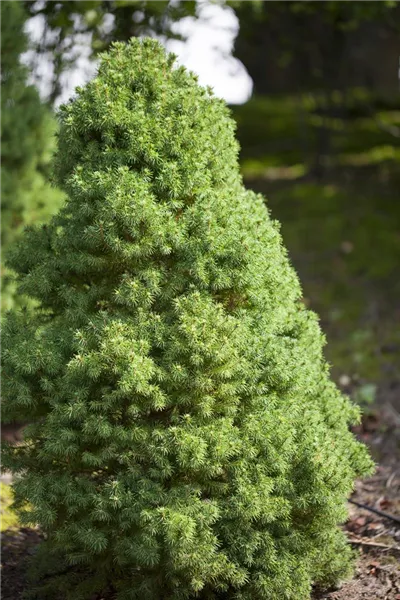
[1,1,64,311]
[2,39,373,600]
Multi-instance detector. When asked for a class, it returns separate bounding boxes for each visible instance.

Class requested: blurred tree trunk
[233,3,400,96]
[232,2,400,176]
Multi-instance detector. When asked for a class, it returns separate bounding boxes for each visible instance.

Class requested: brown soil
[315,464,400,600]
[1,528,43,600]
[315,381,400,600]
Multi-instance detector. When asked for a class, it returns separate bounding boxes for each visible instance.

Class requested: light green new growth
[2,39,373,600]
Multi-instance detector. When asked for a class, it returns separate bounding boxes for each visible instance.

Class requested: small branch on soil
[348,499,400,525]
[386,470,398,488]
[347,535,400,553]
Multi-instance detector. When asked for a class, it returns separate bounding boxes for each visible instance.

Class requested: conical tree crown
[2,39,373,600]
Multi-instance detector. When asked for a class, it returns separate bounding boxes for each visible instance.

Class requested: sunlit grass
[0,482,19,531]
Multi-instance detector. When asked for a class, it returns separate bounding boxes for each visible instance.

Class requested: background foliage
[1,1,64,311]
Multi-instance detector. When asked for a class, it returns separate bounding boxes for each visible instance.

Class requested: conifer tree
[1,0,64,310]
[2,39,373,600]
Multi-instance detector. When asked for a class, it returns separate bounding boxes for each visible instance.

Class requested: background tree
[2,39,372,600]
[230,0,400,95]
[23,1,400,106]
[229,0,400,175]
[23,0,196,104]
[1,1,64,310]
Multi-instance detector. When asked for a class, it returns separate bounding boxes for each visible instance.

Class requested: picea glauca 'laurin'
[2,38,374,600]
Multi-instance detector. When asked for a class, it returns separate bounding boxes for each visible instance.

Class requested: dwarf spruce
[2,39,373,600]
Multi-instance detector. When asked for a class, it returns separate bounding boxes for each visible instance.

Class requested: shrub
[1,39,373,600]
[1,1,64,311]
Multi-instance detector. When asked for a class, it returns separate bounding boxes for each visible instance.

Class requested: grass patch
[1,482,19,531]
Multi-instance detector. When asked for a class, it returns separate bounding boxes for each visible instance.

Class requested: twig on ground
[386,470,398,489]
[347,535,400,553]
[348,499,400,525]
